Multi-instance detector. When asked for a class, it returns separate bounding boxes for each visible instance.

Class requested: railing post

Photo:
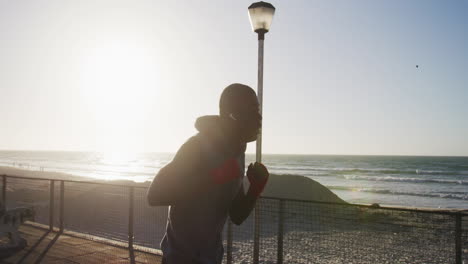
[277,199,284,264]
[226,220,233,264]
[49,180,55,231]
[1,175,6,212]
[59,180,64,233]
[455,213,462,264]
[128,186,134,250]
[253,200,261,264]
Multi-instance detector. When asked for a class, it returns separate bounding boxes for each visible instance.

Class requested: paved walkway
[1,224,163,263]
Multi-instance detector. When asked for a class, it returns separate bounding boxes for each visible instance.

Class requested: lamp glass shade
[248,2,275,32]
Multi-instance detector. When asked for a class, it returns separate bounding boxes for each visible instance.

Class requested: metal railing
[2,174,467,264]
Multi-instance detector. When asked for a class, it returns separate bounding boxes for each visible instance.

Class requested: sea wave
[342,175,468,185]
[326,168,464,176]
[271,166,466,176]
[328,186,468,200]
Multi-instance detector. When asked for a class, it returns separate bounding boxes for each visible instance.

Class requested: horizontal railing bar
[256,207,462,223]
[264,213,458,229]
[260,196,468,215]
[1,174,146,188]
[3,174,467,215]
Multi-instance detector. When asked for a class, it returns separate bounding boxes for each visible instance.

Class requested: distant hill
[262,174,346,204]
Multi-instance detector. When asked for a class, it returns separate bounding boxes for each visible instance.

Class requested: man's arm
[228,185,258,225]
[147,137,211,206]
[229,162,269,225]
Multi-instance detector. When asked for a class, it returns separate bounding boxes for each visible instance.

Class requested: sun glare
[96,151,140,181]
[79,39,161,152]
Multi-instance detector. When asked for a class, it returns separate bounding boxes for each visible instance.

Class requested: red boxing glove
[247,162,269,197]
[210,158,241,185]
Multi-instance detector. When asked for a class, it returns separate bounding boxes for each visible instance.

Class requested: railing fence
[2,174,467,264]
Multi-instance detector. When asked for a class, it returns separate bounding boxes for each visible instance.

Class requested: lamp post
[248,1,275,164]
[248,2,275,263]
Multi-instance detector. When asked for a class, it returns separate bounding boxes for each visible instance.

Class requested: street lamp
[248,1,275,163]
[248,3,275,264]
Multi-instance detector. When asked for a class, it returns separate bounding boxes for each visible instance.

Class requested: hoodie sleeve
[147,136,211,206]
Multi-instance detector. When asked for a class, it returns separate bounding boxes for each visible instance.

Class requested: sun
[79,39,161,152]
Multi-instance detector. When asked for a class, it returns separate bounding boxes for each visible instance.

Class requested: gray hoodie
[158,115,246,263]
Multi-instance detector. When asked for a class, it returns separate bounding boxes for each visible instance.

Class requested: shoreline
[0,166,151,187]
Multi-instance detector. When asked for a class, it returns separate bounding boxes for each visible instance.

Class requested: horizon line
[0,149,467,158]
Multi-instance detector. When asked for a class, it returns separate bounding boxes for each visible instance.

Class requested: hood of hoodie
[195,115,224,140]
[195,115,246,156]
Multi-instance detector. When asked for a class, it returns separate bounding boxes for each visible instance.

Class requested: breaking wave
[328,186,468,200]
[342,175,468,185]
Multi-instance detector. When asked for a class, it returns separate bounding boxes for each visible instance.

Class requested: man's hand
[246,162,269,197]
[229,162,269,225]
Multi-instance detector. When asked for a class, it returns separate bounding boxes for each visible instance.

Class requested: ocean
[0,151,466,209]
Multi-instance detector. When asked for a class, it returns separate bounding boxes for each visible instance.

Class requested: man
[147,83,269,264]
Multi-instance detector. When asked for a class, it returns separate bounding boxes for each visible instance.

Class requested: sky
[0,0,467,156]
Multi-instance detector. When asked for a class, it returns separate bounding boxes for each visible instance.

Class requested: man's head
[219,83,262,143]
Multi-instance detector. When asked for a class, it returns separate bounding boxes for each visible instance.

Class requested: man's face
[231,93,262,143]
